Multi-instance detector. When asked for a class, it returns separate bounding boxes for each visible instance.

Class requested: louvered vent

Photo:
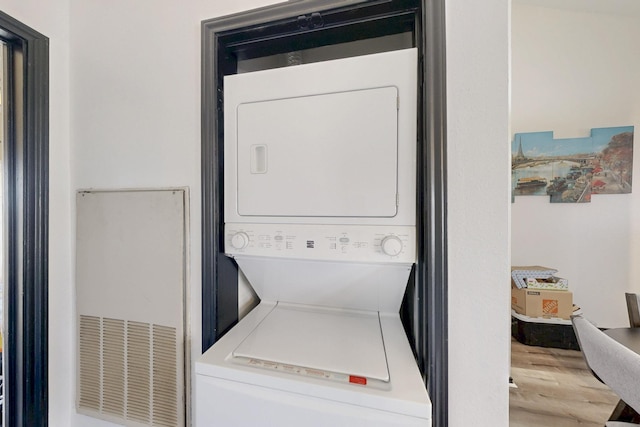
[76,190,186,427]
[78,315,101,411]
[78,316,181,426]
[153,325,178,427]
[103,318,125,418]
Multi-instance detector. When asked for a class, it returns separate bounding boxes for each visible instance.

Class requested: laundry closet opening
[201,0,447,424]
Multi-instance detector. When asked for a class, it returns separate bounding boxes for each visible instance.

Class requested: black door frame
[0,10,49,427]
[202,0,447,424]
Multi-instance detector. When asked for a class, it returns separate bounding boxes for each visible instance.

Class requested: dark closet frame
[201,0,447,424]
[0,10,49,427]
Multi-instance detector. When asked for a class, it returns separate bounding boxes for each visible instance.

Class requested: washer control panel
[225,223,415,263]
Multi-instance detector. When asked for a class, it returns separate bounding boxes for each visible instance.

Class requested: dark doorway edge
[420,0,448,425]
[0,10,49,427]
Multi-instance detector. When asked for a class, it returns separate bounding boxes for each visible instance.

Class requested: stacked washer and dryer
[195,48,432,426]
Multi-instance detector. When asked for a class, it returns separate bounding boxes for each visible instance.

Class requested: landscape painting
[512,126,634,203]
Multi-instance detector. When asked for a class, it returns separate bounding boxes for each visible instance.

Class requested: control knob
[380,235,403,256]
[230,232,250,250]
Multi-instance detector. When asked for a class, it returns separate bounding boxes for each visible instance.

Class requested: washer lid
[232,303,389,382]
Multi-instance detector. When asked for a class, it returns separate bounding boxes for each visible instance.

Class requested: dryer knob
[230,232,250,250]
[381,235,403,256]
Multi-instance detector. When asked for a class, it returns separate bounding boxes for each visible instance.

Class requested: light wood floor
[510,337,620,426]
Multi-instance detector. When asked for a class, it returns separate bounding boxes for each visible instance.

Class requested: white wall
[0,1,73,425]
[446,1,511,426]
[512,2,640,328]
[0,0,512,425]
[68,1,280,426]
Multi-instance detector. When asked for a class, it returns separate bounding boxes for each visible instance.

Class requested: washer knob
[230,232,250,250]
[381,235,403,256]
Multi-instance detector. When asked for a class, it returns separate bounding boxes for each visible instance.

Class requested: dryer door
[236,86,399,218]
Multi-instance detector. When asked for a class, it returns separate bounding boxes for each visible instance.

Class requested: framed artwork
[512,126,634,203]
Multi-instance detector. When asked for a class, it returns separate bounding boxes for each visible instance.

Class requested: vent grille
[103,318,125,418]
[79,315,101,411]
[153,325,178,427]
[78,316,181,426]
[127,321,152,424]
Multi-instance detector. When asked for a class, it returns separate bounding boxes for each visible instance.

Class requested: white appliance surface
[232,302,389,382]
[224,47,417,226]
[225,223,416,263]
[196,302,431,425]
[233,255,413,312]
[196,48,430,426]
[237,86,398,218]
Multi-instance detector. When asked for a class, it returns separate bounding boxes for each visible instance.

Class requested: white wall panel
[512,2,640,328]
[446,0,511,426]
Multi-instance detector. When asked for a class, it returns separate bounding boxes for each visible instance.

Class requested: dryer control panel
[225,223,415,263]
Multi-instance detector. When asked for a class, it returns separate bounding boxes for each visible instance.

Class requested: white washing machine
[196,48,431,426]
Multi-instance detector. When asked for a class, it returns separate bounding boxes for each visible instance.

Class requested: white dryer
[196,48,431,426]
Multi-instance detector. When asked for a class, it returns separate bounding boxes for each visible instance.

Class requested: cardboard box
[511,287,573,320]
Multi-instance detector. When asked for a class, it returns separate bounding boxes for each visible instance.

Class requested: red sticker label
[349,375,367,385]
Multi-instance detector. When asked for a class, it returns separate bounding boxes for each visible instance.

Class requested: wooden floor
[510,337,619,426]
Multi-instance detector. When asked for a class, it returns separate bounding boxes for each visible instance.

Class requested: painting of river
[512,161,580,195]
[512,126,634,203]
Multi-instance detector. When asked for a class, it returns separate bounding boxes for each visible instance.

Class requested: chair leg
[609,399,640,423]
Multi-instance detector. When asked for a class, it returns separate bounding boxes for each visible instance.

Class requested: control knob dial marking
[230,232,250,250]
[381,235,403,256]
